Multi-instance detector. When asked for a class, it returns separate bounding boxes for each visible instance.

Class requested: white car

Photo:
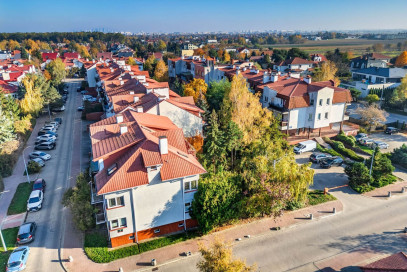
[30,158,45,167]
[47,121,59,129]
[40,127,56,133]
[27,190,44,212]
[373,141,389,149]
[29,151,51,161]
[36,135,56,142]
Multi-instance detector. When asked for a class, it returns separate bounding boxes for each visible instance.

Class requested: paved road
[347,102,407,124]
[25,80,81,272]
[156,156,407,272]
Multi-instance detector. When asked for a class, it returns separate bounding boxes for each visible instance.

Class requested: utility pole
[0,220,6,252]
[369,149,376,186]
[380,84,384,109]
[22,146,31,183]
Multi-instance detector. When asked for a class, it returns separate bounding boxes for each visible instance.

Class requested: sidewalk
[62,200,343,272]
[0,114,49,229]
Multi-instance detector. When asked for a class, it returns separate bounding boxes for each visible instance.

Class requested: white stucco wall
[87,64,97,88]
[105,190,134,239]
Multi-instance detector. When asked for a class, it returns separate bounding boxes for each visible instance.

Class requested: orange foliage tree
[395,51,407,67]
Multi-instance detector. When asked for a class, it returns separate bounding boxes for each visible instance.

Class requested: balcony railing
[91,184,104,204]
[96,212,106,225]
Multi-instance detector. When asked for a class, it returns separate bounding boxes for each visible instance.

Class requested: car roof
[9,247,28,262]
[29,190,41,198]
[34,178,44,184]
[18,222,33,234]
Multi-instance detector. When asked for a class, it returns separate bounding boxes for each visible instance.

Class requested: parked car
[17,222,37,244]
[32,178,46,192]
[52,105,65,112]
[309,153,332,163]
[77,106,84,111]
[34,138,55,146]
[36,135,56,142]
[40,127,56,133]
[63,90,69,94]
[81,90,88,95]
[320,157,344,168]
[27,190,43,212]
[34,142,55,150]
[29,158,45,167]
[29,151,51,161]
[355,133,368,142]
[42,124,57,130]
[294,140,317,154]
[76,87,81,92]
[38,130,58,137]
[372,140,389,149]
[54,117,62,124]
[360,138,374,147]
[385,127,399,135]
[6,246,30,272]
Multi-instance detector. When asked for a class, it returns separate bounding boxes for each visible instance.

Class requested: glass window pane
[120,218,127,227]
[117,196,124,206]
[111,219,119,229]
[184,181,190,191]
[191,180,197,189]
[109,198,116,207]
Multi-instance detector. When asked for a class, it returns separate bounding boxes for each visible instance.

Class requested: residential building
[310,54,327,64]
[97,52,113,61]
[42,52,59,62]
[89,110,206,247]
[0,80,18,98]
[0,50,12,60]
[258,74,352,137]
[273,57,314,77]
[350,53,391,70]
[183,44,198,50]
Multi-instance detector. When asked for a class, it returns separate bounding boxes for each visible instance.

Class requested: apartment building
[89,110,206,247]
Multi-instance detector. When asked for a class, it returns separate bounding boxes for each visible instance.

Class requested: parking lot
[368,132,407,153]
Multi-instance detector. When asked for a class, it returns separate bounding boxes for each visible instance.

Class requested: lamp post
[22,145,32,183]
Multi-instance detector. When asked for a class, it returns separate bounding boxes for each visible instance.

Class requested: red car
[33,178,46,192]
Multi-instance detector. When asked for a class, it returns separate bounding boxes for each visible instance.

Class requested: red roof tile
[360,252,407,271]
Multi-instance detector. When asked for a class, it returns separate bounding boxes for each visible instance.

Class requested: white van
[294,140,317,154]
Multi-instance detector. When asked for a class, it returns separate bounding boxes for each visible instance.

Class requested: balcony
[95,202,106,225]
[91,183,103,204]
[280,121,288,131]
[267,103,289,114]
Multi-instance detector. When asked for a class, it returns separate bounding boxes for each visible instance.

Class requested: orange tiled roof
[360,252,407,271]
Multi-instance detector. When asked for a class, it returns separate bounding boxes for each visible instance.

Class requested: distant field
[265,38,407,57]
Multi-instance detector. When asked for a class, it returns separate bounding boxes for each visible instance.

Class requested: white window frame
[184,180,198,192]
[110,217,127,230]
[185,202,192,213]
[107,196,125,208]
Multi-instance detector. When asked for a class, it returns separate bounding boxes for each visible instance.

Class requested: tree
[206,79,231,111]
[24,160,41,175]
[8,40,20,50]
[349,88,362,102]
[203,110,226,173]
[20,75,44,116]
[395,51,407,67]
[197,236,256,272]
[157,40,166,51]
[365,94,380,105]
[223,121,242,169]
[20,47,29,59]
[366,148,394,181]
[345,162,372,189]
[42,86,61,106]
[45,58,66,86]
[223,51,231,63]
[312,60,340,86]
[0,105,16,145]
[126,57,137,66]
[372,43,384,52]
[62,171,96,231]
[154,60,169,82]
[184,78,208,103]
[143,55,156,77]
[191,172,242,234]
[355,105,388,131]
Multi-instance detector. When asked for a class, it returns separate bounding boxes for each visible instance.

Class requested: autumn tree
[197,237,256,272]
[365,94,380,105]
[312,60,340,86]
[194,48,205,56]
[356,105,388,131]
[223,51,231,63]
[157,40,166,51]
[184,78,208,103]
[372,43,384,52]
[395,51,407,67]
[8,40,20,50]
[154,59,169,82]
[20,74,45,116]
[126,57,137,66]
[45,58,66,86]
[143,55,157,77]
[0,105,16,145]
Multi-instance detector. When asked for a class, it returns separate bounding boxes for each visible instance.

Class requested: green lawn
[85,230,199,263]
[7,182,33,215]
[0,227,18,272]
[356,143,374,155]
[308,190,337,206]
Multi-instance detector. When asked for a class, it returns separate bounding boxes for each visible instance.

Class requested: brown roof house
[360,252,407,272]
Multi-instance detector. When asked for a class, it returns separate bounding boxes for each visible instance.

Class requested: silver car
[373,141,389,149]
[29,151,51,161]
[30,158,45,167]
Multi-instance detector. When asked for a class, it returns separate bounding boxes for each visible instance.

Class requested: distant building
[0,50,12,60]
[350,53,391,70]
[207,39,217,44]
[183,44,198,50]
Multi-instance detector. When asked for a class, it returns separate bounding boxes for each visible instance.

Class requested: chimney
[129,91,134,95]
[262,71,268,83]
[159,136,168,155]
[120,80,124,85]
[242,67,247,72]
[270,73,278,83]
[134,96,139,103]
[116,114,123,123]
[304,75,312,84]
[137,106,143,113]
[119,123,127,134]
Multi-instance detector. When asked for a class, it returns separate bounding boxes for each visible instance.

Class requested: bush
[24,161,41,175]
[324,137,364,162]
[84,230,199,263]
[316,143,342,158]
[336,131,356,147]
[345,162,372,192]
[371,175,397,188]
[390,144,407,168]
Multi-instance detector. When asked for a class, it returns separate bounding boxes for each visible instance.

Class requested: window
[178,223,184,227]
[129,235,135,239]
[319,99,323,106]
[111,217,127,230]
[108,196,124,208]
[185,202,191,213]
[184,181,190,191]
[107,163,118,176]
[150,166,157,171]
[325,112,329,119]
[264,96,268,102]
[318,113,321,120]
[310,99,314,106]
[154,229,161,234]
[326,98,330,105]
[191,180,198,190]
[308,114,313,121]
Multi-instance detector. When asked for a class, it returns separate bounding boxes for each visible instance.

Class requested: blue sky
[1,0,407,33]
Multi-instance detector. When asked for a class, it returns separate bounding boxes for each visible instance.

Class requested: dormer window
[107,163,118,176]
[150,166,158,171]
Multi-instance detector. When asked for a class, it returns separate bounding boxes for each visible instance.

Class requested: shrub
[390,144,407,168]
[24,160,41,175]
[336,131,356,147]
[307,190,336,206]
[324,137,364,162]
[371,175,397,188]
[345,162,372,192]
[316,143,342,158]
[359,127,368,134]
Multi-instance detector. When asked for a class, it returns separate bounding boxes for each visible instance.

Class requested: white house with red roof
[89,110,206,247]
[273,57,315,76]
[258,74,352,136]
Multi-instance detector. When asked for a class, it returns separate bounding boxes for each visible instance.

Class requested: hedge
[323,137,364,162]
[316,144,343,158]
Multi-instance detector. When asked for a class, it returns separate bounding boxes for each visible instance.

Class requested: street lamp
[22,145,32,183]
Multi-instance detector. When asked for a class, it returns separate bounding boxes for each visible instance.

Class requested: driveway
[24,79,82,272]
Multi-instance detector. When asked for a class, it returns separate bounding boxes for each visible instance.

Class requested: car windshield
[33,183,42,189]
[296,144,304,149]
[29,197,40,203]
[7,261,21,268]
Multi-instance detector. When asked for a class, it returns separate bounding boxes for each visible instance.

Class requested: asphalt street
[347,102,407,124]
[24,79,81,272]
